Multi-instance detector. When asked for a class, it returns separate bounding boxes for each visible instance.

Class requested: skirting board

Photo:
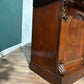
[0,43,21,57]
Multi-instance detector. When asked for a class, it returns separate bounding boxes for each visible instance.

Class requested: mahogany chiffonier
[30,0,84,84]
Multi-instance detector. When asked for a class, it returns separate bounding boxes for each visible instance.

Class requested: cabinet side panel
[31,1,62,73]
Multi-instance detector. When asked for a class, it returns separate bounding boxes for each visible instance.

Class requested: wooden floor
[0,44,84,84]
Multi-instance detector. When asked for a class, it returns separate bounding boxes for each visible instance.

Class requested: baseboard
[0,43,21,57]
[21,42,31,47]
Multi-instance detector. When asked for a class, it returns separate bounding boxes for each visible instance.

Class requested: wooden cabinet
[30,0,84,84]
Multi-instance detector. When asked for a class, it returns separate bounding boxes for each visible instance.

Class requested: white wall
[22,0,33,46]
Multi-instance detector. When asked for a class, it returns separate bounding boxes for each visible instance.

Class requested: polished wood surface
[31,0,62,73]
[59,8,84,73]
[30,0,84,84]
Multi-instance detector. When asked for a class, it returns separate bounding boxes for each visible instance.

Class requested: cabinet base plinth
[30,62,84,84]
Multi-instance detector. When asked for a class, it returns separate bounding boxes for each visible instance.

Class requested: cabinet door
[58,8,84,74]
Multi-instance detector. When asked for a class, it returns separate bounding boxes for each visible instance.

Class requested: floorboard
[0,44,84,84]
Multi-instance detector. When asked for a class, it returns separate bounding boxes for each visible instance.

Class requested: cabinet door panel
[59,8,84,73]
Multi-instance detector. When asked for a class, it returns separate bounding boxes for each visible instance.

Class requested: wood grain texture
[30,0,84,83]
[31,0,62,74]
[59,8,84,73]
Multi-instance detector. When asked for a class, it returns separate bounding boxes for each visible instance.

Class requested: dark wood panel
[33,0,58,8]
[30,0,84,83]
[30,61,84,84]
[59,8,84,73]
[31,1,62,73]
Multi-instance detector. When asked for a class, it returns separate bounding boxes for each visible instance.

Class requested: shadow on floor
[21,43,31,66]
[0,58,14,80]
